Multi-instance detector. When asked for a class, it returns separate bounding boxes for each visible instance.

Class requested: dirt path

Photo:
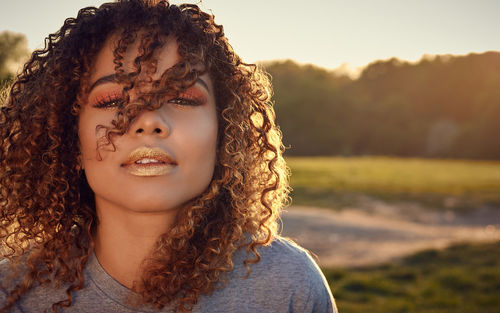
[280,204,500,267]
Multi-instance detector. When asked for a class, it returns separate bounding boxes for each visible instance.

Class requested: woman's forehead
[89,33,181,86]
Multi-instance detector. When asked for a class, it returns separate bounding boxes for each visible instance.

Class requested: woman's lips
[122,147,177,177]
[123,162,176,176]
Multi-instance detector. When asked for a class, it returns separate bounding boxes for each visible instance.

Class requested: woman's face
[78,34,218,214]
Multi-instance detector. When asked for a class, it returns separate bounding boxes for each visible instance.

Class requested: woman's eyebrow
[89,74,117,92]
[196,77,209,92]
[88,74,209,93]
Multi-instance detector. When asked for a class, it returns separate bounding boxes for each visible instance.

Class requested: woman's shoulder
[0,257,9,276]
[256,237,334,293]
[0,258,16,310]
[0,257,63,313]
[246,236,326,278]
[0,257,8,290]
[0,257,15,292]
[0,256,30,289]
[260,236,320,265]
[215,236,338,313]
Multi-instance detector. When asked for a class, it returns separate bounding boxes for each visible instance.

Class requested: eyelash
[168,96,203,107]
[93,95,122,109]
[92,94,204,109]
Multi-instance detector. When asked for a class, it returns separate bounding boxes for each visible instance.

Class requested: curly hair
[0,0,289,312]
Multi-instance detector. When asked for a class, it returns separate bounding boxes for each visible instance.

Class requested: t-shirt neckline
[86,252,161,312]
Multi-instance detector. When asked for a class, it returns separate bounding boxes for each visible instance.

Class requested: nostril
[136,128,144,134]
[154,128,162,133]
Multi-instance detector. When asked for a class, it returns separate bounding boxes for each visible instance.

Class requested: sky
[1,0,500,76]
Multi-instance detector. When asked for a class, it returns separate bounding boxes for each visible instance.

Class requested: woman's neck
[93,198,177,289]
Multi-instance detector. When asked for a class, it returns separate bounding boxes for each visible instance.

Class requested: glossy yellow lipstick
[122,147,176,177]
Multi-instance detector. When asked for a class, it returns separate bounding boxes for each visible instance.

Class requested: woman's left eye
[168,97,201,106]
[94,99,121,109]
[92,94,122,109]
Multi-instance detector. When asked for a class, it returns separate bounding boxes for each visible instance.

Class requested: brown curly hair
[0,0,289,312]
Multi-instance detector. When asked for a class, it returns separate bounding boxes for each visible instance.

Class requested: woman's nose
[129,109,170,138]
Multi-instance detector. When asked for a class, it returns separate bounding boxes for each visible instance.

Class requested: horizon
[260,49,500,78]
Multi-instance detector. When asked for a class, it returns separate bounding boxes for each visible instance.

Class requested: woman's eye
[168,97,201,106]
[93,97,122,109]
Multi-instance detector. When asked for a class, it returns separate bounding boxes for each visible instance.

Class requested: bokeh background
[1,1,500,312]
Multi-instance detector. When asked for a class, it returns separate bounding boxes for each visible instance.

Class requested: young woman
[0,1,337,312]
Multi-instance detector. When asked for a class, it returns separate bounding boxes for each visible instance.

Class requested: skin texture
[78,34,218,287]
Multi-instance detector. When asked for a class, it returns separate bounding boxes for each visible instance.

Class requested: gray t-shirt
[0,237,337,312]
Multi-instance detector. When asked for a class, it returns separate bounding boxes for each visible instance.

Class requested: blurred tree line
[265,53,500,159]
[0,31,29,87]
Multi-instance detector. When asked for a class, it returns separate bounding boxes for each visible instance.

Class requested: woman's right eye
[92,95,122,109]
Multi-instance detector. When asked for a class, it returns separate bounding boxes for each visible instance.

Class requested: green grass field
[287,156,500,210]
[324,241,500,313]
[289,156,500,312]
